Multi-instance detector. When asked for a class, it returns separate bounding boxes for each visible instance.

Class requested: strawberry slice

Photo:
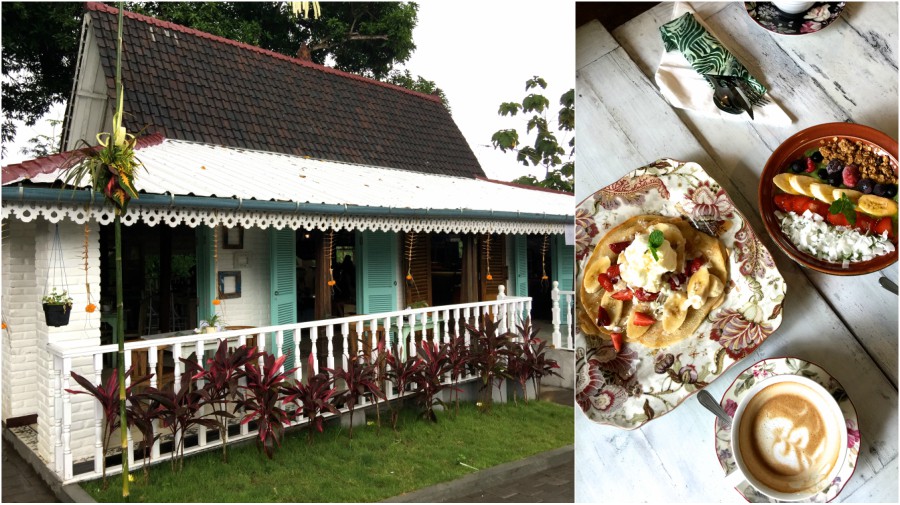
[633,287,659,302]
[807,200,829,218]
[609,240,633,254]
[597,273,614,292]
[875,216,896,242]
[805,158,816,173]
[667,272,687,291]
[826,212,850,227]
[597,307,611,327]
[611,289,633,301]
[606,264,621,284]
[632,312,655,327]
[790,195,812,214]
[774,194,793,212]
[854,214,874,234]
[688,255,706,275]
[610,332,624,353]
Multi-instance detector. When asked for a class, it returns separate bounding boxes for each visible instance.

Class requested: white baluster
[293,329,303,382]
[326,325,335,370]
[369,319,378,362]
[172,343,183,455]
[146,345,160,461]
[53,356,62,477]
[442,309,450,344]
[341,322,350,371]
[311,326,320,375]
[238,335,249,437]
[93,354,104,474]
[195,339,206,448]
[406,313,415,358]
[355,320,364,360]
[275,330,285,374]
[551,281,561,349]
[257,332,266,369]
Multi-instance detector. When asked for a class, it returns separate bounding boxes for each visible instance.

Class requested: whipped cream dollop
[618,231,677,292]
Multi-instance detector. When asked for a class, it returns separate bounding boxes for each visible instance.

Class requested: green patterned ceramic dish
[714,357,860,502]
[575,159,786,430]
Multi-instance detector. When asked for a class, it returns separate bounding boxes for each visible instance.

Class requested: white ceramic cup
[724,375,847,501]
[771,1,815,15]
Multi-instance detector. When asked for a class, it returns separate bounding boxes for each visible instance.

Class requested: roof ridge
[474,176,575,196]
[2,132,166,185]
[85,2,442,104]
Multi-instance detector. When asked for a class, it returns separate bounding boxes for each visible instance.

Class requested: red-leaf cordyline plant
[181,341,259,462]
[410,340,457,422]
[328,351,385,439]
[125,392,163,480]
[143,357,225,472]
[465,318,513,412]
[384,346,424,430]
[513,320,562,403]
[236,352,297,459]
[65,367,151,486]
[281,360,340,444]
[445,333,471,415]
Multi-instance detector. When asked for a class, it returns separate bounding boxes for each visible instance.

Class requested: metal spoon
[704,75,754,119]
[697,389,732,427]
[879,276,898,295]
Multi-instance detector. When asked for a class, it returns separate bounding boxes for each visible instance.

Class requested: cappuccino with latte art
[730,375,847,501]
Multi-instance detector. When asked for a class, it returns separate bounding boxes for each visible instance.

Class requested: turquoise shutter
[356,231,398,314]
[552,235,575,324]
[513,234,528,297]
[195,227,216,324]
[269,228,297,369]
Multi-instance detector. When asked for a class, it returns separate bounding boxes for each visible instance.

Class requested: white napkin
[655,3,792,125]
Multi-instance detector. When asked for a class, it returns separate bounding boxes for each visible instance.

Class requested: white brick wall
[2,219,39,420]
[23,220,102,464]
[213,227,270,328]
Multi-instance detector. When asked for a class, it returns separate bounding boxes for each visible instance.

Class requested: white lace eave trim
[1,202,566,235]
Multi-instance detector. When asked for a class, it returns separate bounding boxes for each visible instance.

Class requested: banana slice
[832,188,863,203]
[773,173,798,195]
[687,265,711,300]
[583,256,611,294]
[600,291,624,328]
[857,194,899,217]
[708,275,725,299]
[809,183,837,203]
[662,293,688,334]
[626,307,650,338]
[788,175,818,197]
[649,223,685,270]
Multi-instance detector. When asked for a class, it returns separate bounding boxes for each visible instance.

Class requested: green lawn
[82,400,574,502]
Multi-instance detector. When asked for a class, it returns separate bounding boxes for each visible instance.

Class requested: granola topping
[818,137,897,185]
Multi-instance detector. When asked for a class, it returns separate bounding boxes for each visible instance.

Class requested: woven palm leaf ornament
[404,232,420,298]
[212,225,221,307]
[541,234,550,289]
[484,234,493,281]
[83,222,97,314]
[326,230,336,288]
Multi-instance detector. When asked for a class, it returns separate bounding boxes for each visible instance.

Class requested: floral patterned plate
[745,2,845,36]
[575,159,786,430]
[714,357,860,502]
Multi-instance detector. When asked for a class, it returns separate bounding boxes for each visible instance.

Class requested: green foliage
[386,69,450,111]
[491,76,575,193]
[3,2,424,149]
[42,287,73,306]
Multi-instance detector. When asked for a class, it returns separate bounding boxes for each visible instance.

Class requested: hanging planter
[42,225,73,327]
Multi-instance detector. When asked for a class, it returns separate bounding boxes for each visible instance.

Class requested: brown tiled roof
[82,3,485,179]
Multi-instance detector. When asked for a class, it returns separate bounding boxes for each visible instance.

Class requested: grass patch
[82,400,574,502]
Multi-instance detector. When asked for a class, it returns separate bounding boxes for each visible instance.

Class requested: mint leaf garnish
[648,230,664,261]
[829,193,857,226]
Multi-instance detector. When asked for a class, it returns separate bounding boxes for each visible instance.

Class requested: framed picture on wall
[218,271,241,299]
[223,226,244,249]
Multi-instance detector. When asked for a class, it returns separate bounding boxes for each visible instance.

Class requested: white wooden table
[575,3,898,502]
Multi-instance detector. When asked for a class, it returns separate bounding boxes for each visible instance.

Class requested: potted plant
[42,288,74,327]
[196,314,224,334]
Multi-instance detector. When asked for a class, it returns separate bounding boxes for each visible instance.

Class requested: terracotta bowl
[759,122,899,275]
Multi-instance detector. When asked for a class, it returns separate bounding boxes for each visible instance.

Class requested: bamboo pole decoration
[484,234,493,281]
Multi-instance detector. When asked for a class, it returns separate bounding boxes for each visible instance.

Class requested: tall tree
[1,2,425,151]
[491,77,574,193]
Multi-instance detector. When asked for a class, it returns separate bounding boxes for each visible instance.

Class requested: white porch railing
[550,281,575,350]
[46,293,531,484]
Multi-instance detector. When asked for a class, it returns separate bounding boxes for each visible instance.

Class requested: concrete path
[2,437,59,503]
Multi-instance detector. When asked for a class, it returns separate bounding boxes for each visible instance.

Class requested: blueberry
[789,159,806,173]
[825,159,844,175]
[858,178,876,194]
[878,184,898,198]
[817,168,829,180]
[811,151,824,163]
[828,173,843,187]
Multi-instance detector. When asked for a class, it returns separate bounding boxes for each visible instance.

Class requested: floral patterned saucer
[714,357,860,502]
[745,2,845,36]
[575,159,786,430]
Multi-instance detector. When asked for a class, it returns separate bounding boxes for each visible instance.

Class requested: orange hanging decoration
[484,234,493,281]
[326,230,336,287]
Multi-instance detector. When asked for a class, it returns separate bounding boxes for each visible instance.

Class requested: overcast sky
[1,1,576,183]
